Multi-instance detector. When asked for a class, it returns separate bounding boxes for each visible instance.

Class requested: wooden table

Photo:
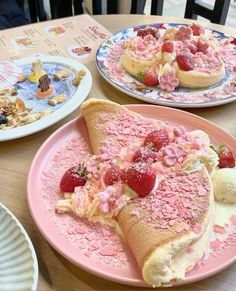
[1,15,236,291]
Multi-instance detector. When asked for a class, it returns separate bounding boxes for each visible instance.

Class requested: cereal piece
[18,73,26,83]
[54,69,69,80]
[15,98,25,113]
[48,94,67,106]
[72,69,86,86]
[0,88,17,96]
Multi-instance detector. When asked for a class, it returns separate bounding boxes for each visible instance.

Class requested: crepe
[80,98,214,287]
[80,98,163,155]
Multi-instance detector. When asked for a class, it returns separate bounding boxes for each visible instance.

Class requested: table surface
[1,14,236,291]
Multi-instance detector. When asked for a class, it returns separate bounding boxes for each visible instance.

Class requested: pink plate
[27,104,236,287]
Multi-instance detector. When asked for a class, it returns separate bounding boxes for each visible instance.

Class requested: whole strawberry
[161,41,174,53]
[176,52,194,71]
[132,147,156,163]
[137,68,159,86]
[144,129,169,151]
[217,146,235,168]
[137,27,157,38]
[104,164,126,186]
[190,23,204,36]
[126,163,156,197]
[60,164,87,192]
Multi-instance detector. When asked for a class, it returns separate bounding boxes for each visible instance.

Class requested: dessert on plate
[0,58,86,130]
[121,23,225,92]
[0,93,49,129]
[55,99,236,287]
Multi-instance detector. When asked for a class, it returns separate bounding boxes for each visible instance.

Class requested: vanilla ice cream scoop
[212,168,236,204]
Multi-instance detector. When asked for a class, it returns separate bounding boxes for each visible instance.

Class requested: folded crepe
[80,99,215,286]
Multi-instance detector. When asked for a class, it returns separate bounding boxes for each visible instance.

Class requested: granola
[0,92,50,130]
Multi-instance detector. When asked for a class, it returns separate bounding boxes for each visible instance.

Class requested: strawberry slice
[126,163,156,197]
[190,23,204,36]
[132,147,156,163]
[137,68,159,86]
[60,164,87,192]
[104,164,126,186]
[144,129,169,151]
[176,52,194,71]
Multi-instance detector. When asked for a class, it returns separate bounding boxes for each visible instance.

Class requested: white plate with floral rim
[96,23,236,108]
[0,55,92,141]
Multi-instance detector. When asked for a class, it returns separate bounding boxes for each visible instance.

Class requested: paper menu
[0,14,111,63]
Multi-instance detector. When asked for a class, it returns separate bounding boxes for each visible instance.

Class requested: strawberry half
[137,68,159,86]
[176,52,194,71]
[60,164,87,192]
[144,129,169,151]
[216,146,235,168]
[126,163,156,197]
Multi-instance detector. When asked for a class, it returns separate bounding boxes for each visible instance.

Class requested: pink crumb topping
[210,239,222,250]
[230,214,236,226]
[162,143,186,167]
[128,35,161,59]
[192,223,202,234]
[194,52,222,73]
[214,225,225,234]
[131,170,210,230]
[175,26,192,41]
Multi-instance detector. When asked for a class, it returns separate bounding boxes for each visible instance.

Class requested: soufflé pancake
[121,24,225,92]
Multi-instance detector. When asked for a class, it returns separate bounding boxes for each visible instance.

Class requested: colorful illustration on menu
[45,26,66,37]
[67,45,92,59]
[11,36,40,50]
[0,58,86,130]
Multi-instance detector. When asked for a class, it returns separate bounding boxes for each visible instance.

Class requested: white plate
[0,203,38,291]
[96,23,236,108]
[0,55,92,141]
